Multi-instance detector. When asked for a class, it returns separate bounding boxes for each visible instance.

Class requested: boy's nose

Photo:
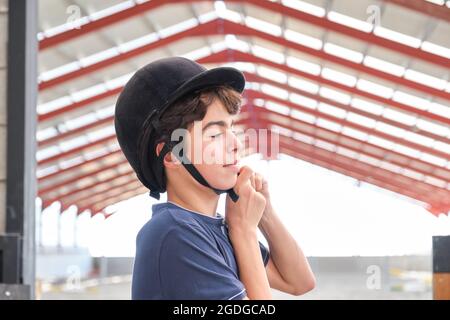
[227,129,243,156]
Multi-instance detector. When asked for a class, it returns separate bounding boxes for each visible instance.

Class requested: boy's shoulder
[136,202,205,244]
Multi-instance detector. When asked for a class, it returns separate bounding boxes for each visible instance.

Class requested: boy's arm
[225,166,272,300]
[229,227,272,300]
[259,203,316,295]
[250,172,315,296]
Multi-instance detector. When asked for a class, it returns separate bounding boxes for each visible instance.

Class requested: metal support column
[0,0,38,300]
[433,236,450,300]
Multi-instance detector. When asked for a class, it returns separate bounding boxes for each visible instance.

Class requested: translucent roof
[37,0,450,216]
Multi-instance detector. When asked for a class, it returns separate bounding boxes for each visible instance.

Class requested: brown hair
[153,85,242,146]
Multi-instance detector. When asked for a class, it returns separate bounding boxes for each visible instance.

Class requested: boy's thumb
[233,166,253,195]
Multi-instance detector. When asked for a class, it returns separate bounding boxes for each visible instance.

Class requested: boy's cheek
[200,141,228,165]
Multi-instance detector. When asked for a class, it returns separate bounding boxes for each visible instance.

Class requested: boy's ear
[155,142,180,168]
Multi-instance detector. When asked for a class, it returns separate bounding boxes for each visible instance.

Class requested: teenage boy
[114,57,315,300]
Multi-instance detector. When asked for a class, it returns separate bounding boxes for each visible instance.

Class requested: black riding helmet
[114,57,245,202]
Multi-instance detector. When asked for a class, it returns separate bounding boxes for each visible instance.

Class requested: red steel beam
[39,0,449,70]
[90,147,264,215]
[427,204,450,216]
[38,18,450,103]
[45,110,448,214]
[277,137,449,210]
[56,131,446,218]
[40,136,264,211]
[221,20,450,102]
[39,47,449,137]
[88,139,449,218]
[59,175,138,211]
[41,168,134,208]
[275,127,448,203]
[38,19,217,91]
[246,91,450,196]
[236,0,450,69]
[57,173,137,211]
[37,82,450,159]
[73,137,448,217]
[38,87,122,121]
[244,72,450,145]
[95,171,448,217]
[279,144,433,209]
[37,134,117,166]
[40,90,448,211]
[76,180,143,212]
[200,50,450,126]
[38,69,449,151]
[38,149,122,183]
[39,158,128,195]
[36,71,448,182]
[42,175,133,212]
[384,0,450,23]
[87,144,258,214]
[44,135,250,210]
[38,116,248,197]
[244,113,448,200]
[37,111,250,183]
[95,186,148,213]
[38,116,114,147]
[245,89,450,161]
[255,116,450,204]
[78,184,147,214]
[75,180,143,210]
[92,135,447,216]
[37,94,448,202]
[89,186,149,215]
[250,107,450,186]
[39,0,169,50]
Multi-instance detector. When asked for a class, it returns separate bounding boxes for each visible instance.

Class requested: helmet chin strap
[150,141,239,202]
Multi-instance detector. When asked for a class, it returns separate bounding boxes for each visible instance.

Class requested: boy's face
[183,98,243,191]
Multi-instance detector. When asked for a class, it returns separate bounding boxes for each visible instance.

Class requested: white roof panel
[36,0,450,214]
[381,3,430,38]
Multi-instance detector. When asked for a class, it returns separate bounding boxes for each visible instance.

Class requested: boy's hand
[252,171,270,204]
[252,171,274,222]
[225,166,266,236]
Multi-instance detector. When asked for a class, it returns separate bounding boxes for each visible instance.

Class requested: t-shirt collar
[153,201,225,226]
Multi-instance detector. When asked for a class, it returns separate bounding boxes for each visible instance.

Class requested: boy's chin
[210,176,238,191]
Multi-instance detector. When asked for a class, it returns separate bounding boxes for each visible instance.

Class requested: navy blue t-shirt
[132,201,270,300]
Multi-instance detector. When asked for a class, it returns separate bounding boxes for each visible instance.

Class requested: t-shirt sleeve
[259,241,270,267]
[159,225,247,300]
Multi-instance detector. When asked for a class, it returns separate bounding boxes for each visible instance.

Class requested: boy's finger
[255,173,263,192]
[234,166,253,194]
[250,173,256,189]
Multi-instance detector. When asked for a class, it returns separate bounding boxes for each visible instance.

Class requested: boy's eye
[209,133,223,139]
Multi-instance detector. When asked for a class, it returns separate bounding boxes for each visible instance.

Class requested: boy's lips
[223,160,239,167]
[223,161,240,173]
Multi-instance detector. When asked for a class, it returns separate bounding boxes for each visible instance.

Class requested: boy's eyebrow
[202,119,235,131]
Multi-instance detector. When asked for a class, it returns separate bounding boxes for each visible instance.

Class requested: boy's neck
[167,186,220,218]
